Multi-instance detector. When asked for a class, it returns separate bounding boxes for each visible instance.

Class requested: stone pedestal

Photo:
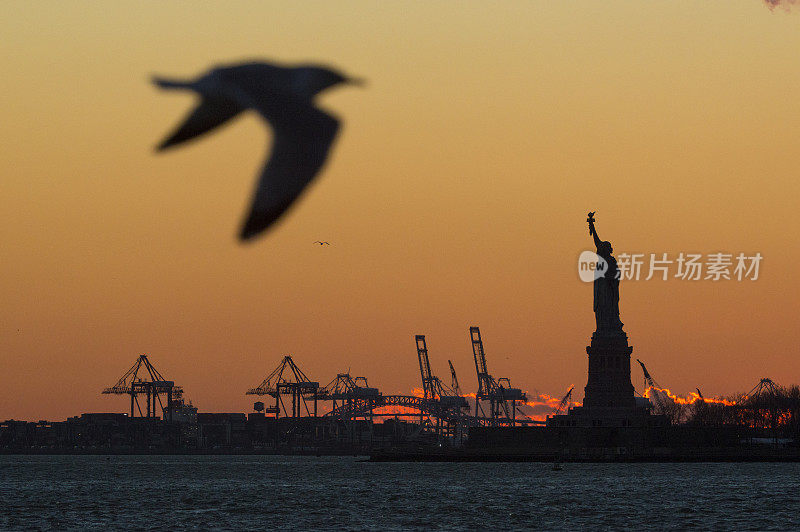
[547,330,663,429]
[583,330,635,409]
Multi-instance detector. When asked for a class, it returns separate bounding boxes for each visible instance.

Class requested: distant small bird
[314,241,330,246]
[154,60,363,241]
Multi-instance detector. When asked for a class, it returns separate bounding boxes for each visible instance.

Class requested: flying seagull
[314,241,330,246]
[153,60,363,241]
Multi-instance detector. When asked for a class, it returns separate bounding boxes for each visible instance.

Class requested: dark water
[1,456,798,530]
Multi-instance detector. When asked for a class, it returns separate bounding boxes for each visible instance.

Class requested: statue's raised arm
[587,211,602,249]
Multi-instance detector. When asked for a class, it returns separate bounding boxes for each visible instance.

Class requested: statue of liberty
[587,212,624,333]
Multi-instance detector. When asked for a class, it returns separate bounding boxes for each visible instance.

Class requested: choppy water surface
[1,456,798,530]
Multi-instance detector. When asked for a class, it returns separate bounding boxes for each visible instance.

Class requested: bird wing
[153,77,243,151]
[239,104,339,240]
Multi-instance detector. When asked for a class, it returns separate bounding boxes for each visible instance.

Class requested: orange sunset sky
[2,1,799,421]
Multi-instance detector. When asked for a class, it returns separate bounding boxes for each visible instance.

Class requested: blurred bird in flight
[314,241,331,246]
[153,60,363,241]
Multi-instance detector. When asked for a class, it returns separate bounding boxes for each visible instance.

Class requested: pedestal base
[547,404,658,428]
[583,330,635,410]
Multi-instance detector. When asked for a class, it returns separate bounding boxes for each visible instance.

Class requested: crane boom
[448,360,461,395]
[470,326,491,397]
[554,386,574,416]
[415,335,435,400]
[636,359,653,385]
[636,358,669,414]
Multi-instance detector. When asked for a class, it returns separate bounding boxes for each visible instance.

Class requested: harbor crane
[246,356,319,418]
[415,335,468,409]
[636,358,670,414]
[416,335,436,401]
[448,360,461,395]
[747,377,779,398]
[415,335,469,440]
[741,377,782,434]
[102,354,182,421]
[318,372,381,439]
[469,326,527,426]
[554,386,574,416]
[319,373,379,405]
[636,358,688,423]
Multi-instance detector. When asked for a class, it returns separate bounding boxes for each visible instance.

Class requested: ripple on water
[1,457,800,529]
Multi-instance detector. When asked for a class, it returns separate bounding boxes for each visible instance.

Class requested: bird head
[293,66,365,98]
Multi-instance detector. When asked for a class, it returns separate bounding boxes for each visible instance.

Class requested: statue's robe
[593,253,624,333]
